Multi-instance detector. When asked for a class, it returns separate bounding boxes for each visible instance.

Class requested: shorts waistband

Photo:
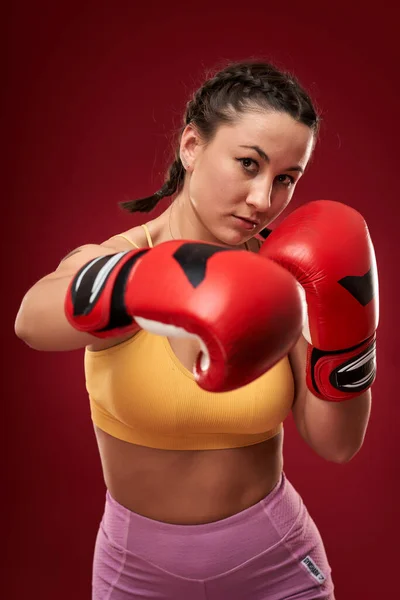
[103,470,300,537]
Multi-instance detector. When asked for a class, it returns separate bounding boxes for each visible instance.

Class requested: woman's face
[181,109,315,246]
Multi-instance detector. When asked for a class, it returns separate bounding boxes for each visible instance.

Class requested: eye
[276,174,295,187]
[236,157,259,173]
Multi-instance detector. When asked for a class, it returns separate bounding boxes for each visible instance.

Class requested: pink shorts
[92,471,335,599]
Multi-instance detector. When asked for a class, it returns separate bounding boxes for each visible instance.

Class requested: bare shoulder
[50,223,155,284]
[106,224,150,250]
[55,226,144,272]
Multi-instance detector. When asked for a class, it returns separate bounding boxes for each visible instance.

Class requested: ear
[180,124,202,167]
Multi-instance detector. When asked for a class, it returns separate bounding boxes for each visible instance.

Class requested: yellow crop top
[84,224,295,451]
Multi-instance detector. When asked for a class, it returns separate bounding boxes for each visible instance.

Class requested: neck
[169,192,249,250]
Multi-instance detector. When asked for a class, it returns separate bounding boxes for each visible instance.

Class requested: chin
[214,227,249,247]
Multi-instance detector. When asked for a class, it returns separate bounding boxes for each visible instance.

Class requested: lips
[235,216,259,226]
[232,215,260,231]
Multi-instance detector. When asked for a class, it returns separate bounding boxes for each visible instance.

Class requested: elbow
[322,444,363,464]
[298,425,365,465]
[14,305,44,351]
[14,310,29,344]
[14,318,39,350]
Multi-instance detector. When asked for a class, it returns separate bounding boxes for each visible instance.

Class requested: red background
[5,1,399,598]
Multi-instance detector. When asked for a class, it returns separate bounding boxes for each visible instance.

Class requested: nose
[245,181,273,213]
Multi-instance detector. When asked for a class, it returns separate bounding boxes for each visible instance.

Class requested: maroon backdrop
[5,2,399,598]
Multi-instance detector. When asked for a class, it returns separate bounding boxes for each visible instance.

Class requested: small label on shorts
[301,555,326,584]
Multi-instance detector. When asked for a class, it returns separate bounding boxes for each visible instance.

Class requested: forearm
[15,243,121,351]
[15,275,96,351]
[296,388,372,463]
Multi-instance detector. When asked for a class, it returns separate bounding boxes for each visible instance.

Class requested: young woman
[15,60,378,599]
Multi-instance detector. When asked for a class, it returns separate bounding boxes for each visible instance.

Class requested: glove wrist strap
[306,334,376,401]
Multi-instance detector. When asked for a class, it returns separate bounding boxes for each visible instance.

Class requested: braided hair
[120,60,320,213]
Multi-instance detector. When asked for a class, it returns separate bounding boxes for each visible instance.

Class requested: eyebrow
[238,145,304,174]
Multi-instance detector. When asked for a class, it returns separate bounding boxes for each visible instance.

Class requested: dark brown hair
[120,60,320,213]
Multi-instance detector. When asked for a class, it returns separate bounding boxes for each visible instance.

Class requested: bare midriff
[94,423,283,525]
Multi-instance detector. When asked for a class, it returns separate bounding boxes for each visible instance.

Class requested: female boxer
[15,60,378,599]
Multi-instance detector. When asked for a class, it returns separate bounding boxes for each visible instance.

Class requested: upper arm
[288,334,308,419]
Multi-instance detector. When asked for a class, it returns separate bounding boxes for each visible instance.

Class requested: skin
[171,109,314,245]
[90,108,317,525]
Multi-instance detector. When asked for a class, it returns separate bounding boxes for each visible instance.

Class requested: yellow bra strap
[141,223,154,248]
[112,234,141,249]
[115,228,247,251]
[112,224,153,249]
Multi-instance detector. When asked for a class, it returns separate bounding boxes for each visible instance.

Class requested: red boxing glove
[66,240,304,392]
[259,200,379,402]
